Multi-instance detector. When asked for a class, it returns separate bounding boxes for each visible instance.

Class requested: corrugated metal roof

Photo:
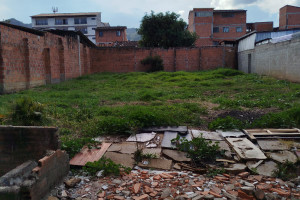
[31,12,100,18]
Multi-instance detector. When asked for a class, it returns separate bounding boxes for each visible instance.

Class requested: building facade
[188,8,247,47]
[95,26,127,47]
[31,12,101,44]
[246,22,274,32]
[279,5,300,30]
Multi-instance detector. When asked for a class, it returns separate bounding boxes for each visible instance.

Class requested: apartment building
[96,26,127,47]
[31,12,101,44]
[279,5,300,30]
[188,8,247,46]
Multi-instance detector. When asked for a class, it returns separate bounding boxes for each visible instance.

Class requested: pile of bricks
[49,169,300,200]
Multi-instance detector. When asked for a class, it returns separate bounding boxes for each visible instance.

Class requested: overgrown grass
[0,68,300,138]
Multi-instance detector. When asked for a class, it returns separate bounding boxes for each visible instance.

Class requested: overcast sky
[0,0,299,28]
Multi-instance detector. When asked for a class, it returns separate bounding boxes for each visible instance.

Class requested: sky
[0,0,299,28]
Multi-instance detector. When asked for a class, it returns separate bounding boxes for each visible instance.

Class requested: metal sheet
[191,130,223,141]
[70,143,112,166]
[226,138,267,160]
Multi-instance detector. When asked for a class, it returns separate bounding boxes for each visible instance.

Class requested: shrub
[61,137,97,158]
[83,157,131,176]
[272,161,299,181]
[96,117,133,136]
[208,116,244,130]
[11,96,46,126]
[141,56,164,72]
[133,149,157,163]
[172,135,220,166]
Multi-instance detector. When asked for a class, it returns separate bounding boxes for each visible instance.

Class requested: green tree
[138,11,197,48]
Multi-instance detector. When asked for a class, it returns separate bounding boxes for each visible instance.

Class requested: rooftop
[96,26,127,30]
[31,12,101,18]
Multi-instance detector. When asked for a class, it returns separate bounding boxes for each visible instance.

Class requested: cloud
[178,10,185,16]
[0,4,10,20]
[211,0,300,13]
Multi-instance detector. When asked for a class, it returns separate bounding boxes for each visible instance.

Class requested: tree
[138,11,197,48]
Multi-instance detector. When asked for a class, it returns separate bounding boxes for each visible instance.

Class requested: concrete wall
[0,126,59,176]
[238,35,300,82]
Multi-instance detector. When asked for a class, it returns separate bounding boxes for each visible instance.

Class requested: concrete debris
[126,132,157,143]
[107,142,137,154]
[142,148,162,158]
[217,129,245,138]
[226,138,267,160]
[64,177,81,188]
[257,140,290,151]
[138,158,172,170]
[191,130,223,141]
[141,126,188,134]
[225,163,247,174]
[161,131,178,148]
[256,161,277,177]
[162,149,191,162]
[47,169,300,200]
[104,152,135,168]
[268,150,298,163]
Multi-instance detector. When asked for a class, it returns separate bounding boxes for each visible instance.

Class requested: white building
[31,12,101,44]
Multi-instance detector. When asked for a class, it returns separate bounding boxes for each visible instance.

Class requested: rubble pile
[50,169,300,200]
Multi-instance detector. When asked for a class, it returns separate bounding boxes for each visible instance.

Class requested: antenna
[52,7,58,14]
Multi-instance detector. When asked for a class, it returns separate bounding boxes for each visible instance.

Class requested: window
[35,19,48,25]
[195,11,213,17]
[74,17,87,24]
[92,28,96,30]
[99,31,103,37]
[236,27,242,32]
[75,27,88,34]
[223,27,229,33]
[213,41,219,46]
[91,18,96,20]
[55,18,68,25]
[222,13,234,18]
[116,31,121,37]
[213,27,219,33]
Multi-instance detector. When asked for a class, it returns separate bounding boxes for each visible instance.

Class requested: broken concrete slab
[246,160,264,170]
[226,138,267,160]
[268,151,298,163]
[104,152,135,168]
[162,149,191,162]
[107,142,137,154]
[126,132,156,143]
[138,159,172,170]
[70,143,112,166]
[142,148,162,158]
[256,161,277,177]
[217,130,245,138]
[161,132,178,149]
[141,126,188,134]
[191,130,223,141]
[257,140,289,151]
[225,163,247,174]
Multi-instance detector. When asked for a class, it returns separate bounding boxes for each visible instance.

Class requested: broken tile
[256,161,277,177]
[246,160,263,170]
[257,140,289,151]
[104,152,135,168]
[127,132,156,143]
[268,151,298,163]
[70,143,112,166]
[138,158,172,170]
[217,130,245,138]
[162,149,191,162]
[191,130,223,141]
[226,138,267,160]
[225,163,247,174]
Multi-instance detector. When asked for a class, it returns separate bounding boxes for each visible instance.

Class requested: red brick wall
[0,24,92,93]
[90,46,236,73]
[253,22,273,32]
[96,29,127,46]
[279,5,300,30]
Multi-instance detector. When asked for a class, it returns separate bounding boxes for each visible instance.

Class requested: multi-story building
[279,5,300,30]
[95,26,127,47]
[31,12,101,44]
[188,8,247,46]
[246,22,274,32]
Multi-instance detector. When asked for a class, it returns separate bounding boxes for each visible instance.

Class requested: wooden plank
[226,138,267,160]
[70,143,112,166]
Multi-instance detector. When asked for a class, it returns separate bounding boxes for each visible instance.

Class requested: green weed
[208,116,244,130]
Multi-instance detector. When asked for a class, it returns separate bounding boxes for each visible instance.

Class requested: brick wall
[0,126,59,176]
[90,46,236,73]
[0,24,92,94]
[279,5,300,30]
